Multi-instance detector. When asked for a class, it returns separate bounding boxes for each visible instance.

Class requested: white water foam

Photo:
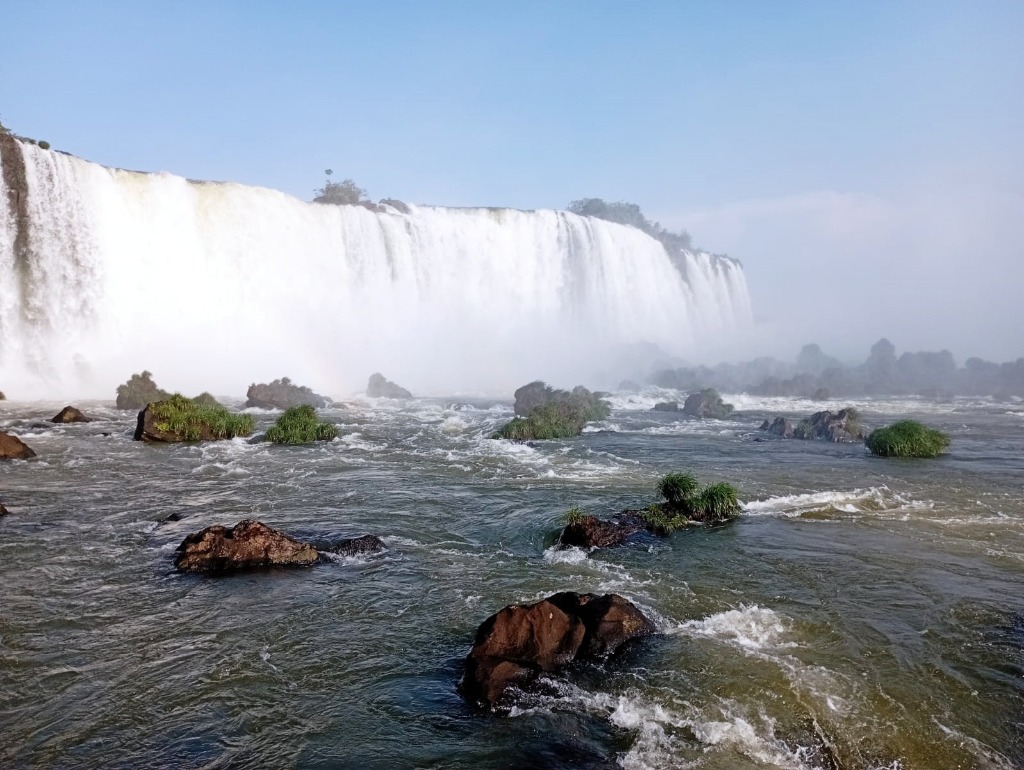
[672,605,794,651]
[742,486,929,519]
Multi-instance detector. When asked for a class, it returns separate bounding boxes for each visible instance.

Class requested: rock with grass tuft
[495,381,610,441]
[264,405,337,444]
[135,395,254,442]
[866,420,950,458]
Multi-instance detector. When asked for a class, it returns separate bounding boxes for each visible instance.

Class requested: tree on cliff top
[314,168,367,205]
[567,197,692,252]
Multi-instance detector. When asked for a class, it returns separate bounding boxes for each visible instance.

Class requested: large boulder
[366,373,412,399]
[559,515,643,549]
[175,520,321,572]
[245,377,329,409]
[116,371,170,410]
[793,408,865,443]
[496,381,611,441]
[0,390,5,400]
[683,388,734,419]
[0,432,36,460]
[461,592,654,708]
[651,401,679,412]
[51,406,91,423]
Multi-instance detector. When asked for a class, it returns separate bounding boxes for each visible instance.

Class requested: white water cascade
[0,138,752,399]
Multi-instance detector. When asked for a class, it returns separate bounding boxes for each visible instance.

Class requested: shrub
[866,420,950,458]
[38,140,50,150]
[562,506,586,526]
[192,392,222,407]
[637,502,689,535]
[693,482,741,520]
[265,405,337,444]
[657,472,699,507]
[149,394,254,440]
[648,472,741,527]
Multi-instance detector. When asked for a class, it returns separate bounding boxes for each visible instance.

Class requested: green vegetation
[562,506,587,527]
[150,395,254,440]
[265,405,338,444]
[495,382,610,441]
[192,392,222,408]
[567,198,692,252]
[313,169,368,205]
[116,370,170,410]
[38,140,50,150]
[866,420,950,458]
[638,472,741,532]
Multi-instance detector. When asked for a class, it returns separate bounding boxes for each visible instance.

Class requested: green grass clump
[639,472,741,531]
[265,405,337,444]
[150,394,254,440]
[866,420,950,458]
[562,506,587,526]
[495,383,610,441]
[192,392,222,408]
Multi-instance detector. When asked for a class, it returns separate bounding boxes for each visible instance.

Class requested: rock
[793,408,865,443]
[759,416,794,438]
[116,370,170,410]
[652,401,679,412]
[51,406,91,423]
[683,388,734,419]
[245,377,330,409]
[496,381,611,441]
[175,520,321,572]
[559,515,643,549]
[326,534,386,556]
[0,390,5,400]
[461,591,654,708]
[0,500,8,515]
[0,432,36,460]
[134,396,254,442]
[380,198,411,214]
[366,373,412,399]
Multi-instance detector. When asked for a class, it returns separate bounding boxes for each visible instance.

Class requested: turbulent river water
[1,391,1022,769]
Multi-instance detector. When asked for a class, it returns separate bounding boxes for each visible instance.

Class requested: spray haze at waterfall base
[0,137,752,400]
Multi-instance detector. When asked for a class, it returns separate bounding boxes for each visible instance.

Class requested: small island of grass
[135,395,254,442]
[494,381,610,441]
[265,405,338,444]
[866,420,950,458]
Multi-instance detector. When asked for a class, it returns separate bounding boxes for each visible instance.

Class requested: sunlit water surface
[1,393,1022,769]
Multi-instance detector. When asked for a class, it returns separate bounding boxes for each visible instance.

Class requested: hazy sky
[3,1,1022,362]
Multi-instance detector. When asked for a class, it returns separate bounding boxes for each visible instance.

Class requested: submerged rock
[651,401,679,412]
[559,515,643,549]
[246,377,330,409]
[683,388,734,419]
[175,520,320,572]
[51,406,91,423]
[366,373,412,399]
[0,432,36,460]
[461,592,654,708]
[325,534,387,556]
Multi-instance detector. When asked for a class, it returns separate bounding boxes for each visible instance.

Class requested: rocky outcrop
[245,377,329,409]
[134,396,254,442]
[324,534,387,556]
[759,416,794,438]
[0,432,36,460]
[559,515,643,549]
[51,406,91,423]
[461,592,655,708]
[366,373,412,399]
[683,388,734,419]
[0,390,5,400]
[116,371,170,410]
[652,401,679,412]
[495,381,611,441]
[175,520,320,572]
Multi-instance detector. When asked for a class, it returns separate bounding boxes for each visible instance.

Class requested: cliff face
[0,132,30,303]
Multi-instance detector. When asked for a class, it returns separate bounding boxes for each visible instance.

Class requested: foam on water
[672,605,794,651]
[742,486,927,519]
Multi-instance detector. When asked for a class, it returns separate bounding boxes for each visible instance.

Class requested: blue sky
[3,1,1023,360]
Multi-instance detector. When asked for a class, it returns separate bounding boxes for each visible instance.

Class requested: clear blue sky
[3,1,1023,360]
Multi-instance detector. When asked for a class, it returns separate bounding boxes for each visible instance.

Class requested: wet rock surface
[0,432,36,460]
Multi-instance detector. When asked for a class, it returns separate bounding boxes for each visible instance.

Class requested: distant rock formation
[116,371,170,410]
[759,408,865,443]
[683,388,734,419]
[366,373,412,399]
[51,406,91,423]
[245,377,330,409]
[0,432,36,460]
[494,381,610,441]
[460,592,655,708]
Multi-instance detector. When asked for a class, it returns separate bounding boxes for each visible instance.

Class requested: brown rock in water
[0,500,9,516]
[759,416,794,438]
[461,591,654,708]
[175,520,320,572]
[559,515,643,549]
[326,534,387,556]
[0,432,36,460]
[51,406,92,423]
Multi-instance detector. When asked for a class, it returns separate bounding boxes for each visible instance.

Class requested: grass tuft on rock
[638,472,741,531]
[562,506,587,526]
[265,405,337,444]
[150,395,254,440]
[494,382,610,441]
[866,420,950,458]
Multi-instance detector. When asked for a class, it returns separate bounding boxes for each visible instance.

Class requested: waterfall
[0,137,753,398]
